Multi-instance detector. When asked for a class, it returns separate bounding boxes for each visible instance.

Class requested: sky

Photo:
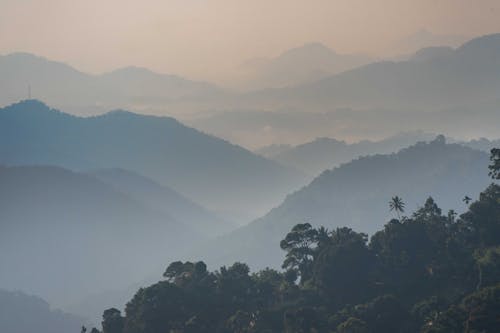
[1,0,500,82]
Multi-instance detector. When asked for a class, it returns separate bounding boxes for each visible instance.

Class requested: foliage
[389,196,405,219]
[489,148,500,179]
[92,150,500,333]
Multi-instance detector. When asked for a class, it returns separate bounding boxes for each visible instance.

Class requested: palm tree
[389,196,405,220]
[316,226,330,249]
[463,196,472,205]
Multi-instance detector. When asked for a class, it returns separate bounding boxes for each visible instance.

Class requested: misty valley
[0,9,500,333]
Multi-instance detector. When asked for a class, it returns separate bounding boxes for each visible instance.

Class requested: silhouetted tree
[280,223,319,284]
[102,308,124,333]
[389,196,405,219]
[313,227,372,305]
[488,148,500,179]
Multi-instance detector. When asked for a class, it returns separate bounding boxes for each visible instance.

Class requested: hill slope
[195,138,492,270]
[90,168,234,236]
[0,289,84,333]
[264,131,437,177]
[0,165,196,308]
[245,34,500,110]
[0,53,222,115]
[0,100,305,222]
[236,43,374,89]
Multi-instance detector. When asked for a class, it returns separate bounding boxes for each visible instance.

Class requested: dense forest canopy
[84,149,500,333]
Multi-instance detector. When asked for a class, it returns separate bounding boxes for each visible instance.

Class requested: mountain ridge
[193,138,493,270]
[0,100,306,223]
[241,33,500,110]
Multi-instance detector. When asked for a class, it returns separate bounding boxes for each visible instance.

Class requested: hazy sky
[1,0,499,81]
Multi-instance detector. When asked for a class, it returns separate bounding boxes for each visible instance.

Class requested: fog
[1,0,499,83]
[1,1,500,332]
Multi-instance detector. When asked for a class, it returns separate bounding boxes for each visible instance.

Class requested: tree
[216,262,253,309]
[280,223,320,284]
[460,184,500,248]
[389,196,405,219]
[163,261,213,290]
[313,227,372,305]
[102,308,124,333]
[488,148,500,180]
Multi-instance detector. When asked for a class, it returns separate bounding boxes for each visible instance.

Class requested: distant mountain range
[0,100,305,222]
[194,138,493,270]
[189,33,500,148]
[1,34,500,149]
[0,289,84,333]
[0,53,223,115]
[242,33,500,111]
[256,132,500,177]
[256,131,437,177]
[234,43,374,89]
[2,33,499,116]
[391,29,469,55]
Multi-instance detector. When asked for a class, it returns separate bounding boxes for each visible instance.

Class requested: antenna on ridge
[28,84,31,100]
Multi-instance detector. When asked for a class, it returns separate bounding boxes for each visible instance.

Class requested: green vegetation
[87,150,499,333]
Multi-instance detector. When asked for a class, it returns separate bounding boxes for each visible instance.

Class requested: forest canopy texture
[88,149,500,333]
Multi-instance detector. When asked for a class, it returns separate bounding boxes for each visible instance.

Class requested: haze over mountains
[195,138,493,270]
[233,42,374,89]
[390,29,469,55]
[257,132,438,177]
[2,34,500,149]
[90,168,233,236]
[187,33,500,147]
[0,289,84,333]
[243,34,500,111]
[0,28,499,332]
[0,165,200,307]
[0,100,304,222]
[0,53,223,116]
[257,132,500,177]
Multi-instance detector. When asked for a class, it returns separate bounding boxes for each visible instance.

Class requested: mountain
[90,168,234,236]
[410,46,455,62]
[0,53,222,115]
[261,131,438,177]
[0,289,84,333]
[194,138,493,270]
[260,133,500,178]
[0,100,305,223]
[392,29,469,55]
[188,35,500,149]
[235,43,374,89]
[0,165,197,308]
[243,34,500,110]
[462,138,500,152]
[255,144,293,159]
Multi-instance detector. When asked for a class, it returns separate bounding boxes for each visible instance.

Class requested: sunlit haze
[1,0,500,82]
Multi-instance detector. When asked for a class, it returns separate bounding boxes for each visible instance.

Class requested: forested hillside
[196,137,492,270]
[86,149,500,333]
